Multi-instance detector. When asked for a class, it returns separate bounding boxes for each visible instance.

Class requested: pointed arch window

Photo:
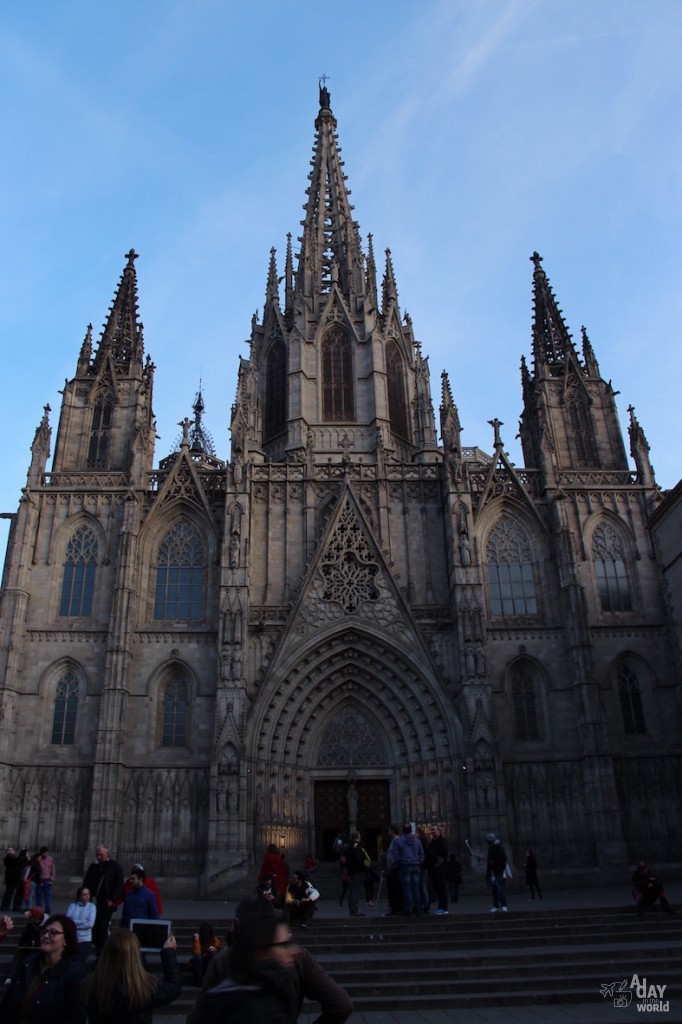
[592,523,632,612]
[486,517,538,617]
[510,661,540,741]
[322,325,354,422]
[154,520,204,621]
[51,669,79,745]
[566,390,596,466]
[618,662,646,735]
[264,337,287,441]
[386,340,409,439]
[87,390,114,468]
[59,524,98,617]
[162,676,188,747]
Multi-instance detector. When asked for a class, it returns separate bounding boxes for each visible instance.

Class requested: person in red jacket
[258,844,288,899]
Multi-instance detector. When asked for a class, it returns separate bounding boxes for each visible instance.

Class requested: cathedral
[0,87,680,894]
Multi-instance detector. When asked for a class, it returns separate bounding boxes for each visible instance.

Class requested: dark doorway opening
[314,779,390,860]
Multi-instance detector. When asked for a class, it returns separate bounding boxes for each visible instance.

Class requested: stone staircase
[2,902,678,1016]
[294,907,680,1011]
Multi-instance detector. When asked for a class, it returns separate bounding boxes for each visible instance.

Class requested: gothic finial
[125,248,139,266]
[530,251,543,270]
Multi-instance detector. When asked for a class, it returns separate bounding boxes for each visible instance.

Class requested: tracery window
[592,523,632,612]
[618,662,646,735]
[322,325,354,422]
[51,670,79,745]
[264,337,287,441]
[510,661,540,741]
[162,677,188,747]
[59,524,98,617]
[87,390,114,468]
[486,517,538,617]
[386,340,409,439]
[566,390,596,466]
[153,520,204,621]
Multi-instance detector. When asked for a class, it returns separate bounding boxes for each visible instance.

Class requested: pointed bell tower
[51,250,156,481]
[230,84,439,466]
[518,252,629,475]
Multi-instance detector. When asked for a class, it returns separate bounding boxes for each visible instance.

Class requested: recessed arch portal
[249,628,465,856]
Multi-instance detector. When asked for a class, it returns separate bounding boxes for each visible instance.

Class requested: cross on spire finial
[125,248,139,266]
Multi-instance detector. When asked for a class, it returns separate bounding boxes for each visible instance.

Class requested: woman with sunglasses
[189,910,298,1023]
[2,913,86,1023]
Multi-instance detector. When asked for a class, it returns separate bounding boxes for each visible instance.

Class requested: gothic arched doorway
[312,704,391,859]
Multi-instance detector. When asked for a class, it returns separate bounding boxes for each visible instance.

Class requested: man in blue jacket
[121,867,160,928]
[393,822,425,915]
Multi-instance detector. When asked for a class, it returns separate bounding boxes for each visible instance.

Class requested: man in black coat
[1,847,22,911]
[426,826,449,914]
[82,844,124,956]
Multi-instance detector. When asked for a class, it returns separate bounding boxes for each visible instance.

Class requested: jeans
[491,872,507,908]
[41,880,53,913]
[348,872,364,915]
[399,863,421,914]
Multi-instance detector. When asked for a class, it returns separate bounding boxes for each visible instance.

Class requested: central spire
[295,83,363,301]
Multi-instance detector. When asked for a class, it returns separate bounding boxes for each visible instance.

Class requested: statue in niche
[416,786,426,819]
[231,646,243,682]
[283,787,292,822]
[216,775,227,814]
[459,506,471,565]
[401,786,411,821]
[476,770,496,810]
[475,772,485,809]
[230,504,242,537]
[255,784,265,823]
[270,785,278,819]
[230,534,240,568]
[430,785,440,817]
[347,781,358,829]
[228,777,239,813]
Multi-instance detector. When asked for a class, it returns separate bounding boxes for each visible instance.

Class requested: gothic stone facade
[1,91,680,893]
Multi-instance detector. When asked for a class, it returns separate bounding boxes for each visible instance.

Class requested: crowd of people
[0,844,180,1024]
[0,833,675,1023]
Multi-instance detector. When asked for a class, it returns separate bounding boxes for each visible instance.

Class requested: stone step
[2,902,678,1015]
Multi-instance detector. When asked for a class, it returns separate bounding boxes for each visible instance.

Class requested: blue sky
[1,1,681,557]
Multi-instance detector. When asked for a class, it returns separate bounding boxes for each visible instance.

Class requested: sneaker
[431,909,449,915]
[501,906,508,912]
[489,907,498,913]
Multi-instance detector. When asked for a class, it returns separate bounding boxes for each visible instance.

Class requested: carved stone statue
[347,780,358,828]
